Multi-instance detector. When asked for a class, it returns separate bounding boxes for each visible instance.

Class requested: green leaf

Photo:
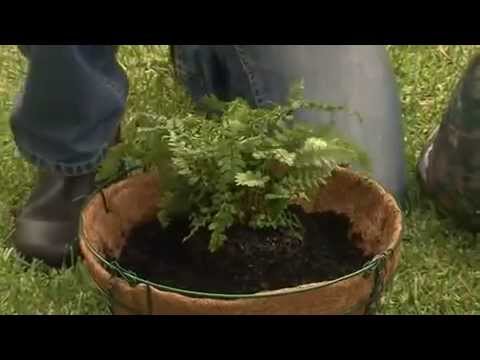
[272,149,296,166]
[235,171,271,188]
[209,232,227,252]
[0,110,11,143]
[252,151,268,160]
[157,209,171,228]
[302,137,328,152]
[265,193,290,200]
[97,144,127,181]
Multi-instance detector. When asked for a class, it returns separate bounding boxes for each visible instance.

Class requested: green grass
[1,45,479,315]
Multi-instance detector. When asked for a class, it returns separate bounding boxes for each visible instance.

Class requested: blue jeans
[10,45,406,199]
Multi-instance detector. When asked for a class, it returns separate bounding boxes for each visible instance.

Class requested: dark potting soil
[117,208,370,294]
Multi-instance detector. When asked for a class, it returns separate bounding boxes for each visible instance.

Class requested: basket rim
[79,169,402,300]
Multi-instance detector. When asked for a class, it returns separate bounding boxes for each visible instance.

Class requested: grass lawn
[1,45,480,315]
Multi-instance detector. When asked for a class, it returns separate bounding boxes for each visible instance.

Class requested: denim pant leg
[173,45,407,201]
[11,45,128,176]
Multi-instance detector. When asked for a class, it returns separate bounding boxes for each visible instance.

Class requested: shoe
[417,53,480,231]
[12,171,96,268]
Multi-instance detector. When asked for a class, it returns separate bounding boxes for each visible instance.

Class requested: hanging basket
[80,168,402,315]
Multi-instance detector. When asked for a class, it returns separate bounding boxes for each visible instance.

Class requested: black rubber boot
[12,171,96,268]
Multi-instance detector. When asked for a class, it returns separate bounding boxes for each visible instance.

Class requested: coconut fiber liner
[80,168,402,315]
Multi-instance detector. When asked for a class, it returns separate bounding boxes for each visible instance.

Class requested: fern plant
[100,71,367,252]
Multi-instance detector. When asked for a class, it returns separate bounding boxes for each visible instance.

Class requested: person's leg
[418,53,480,231]
[11,45,128,267]
[172,45,407,201]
